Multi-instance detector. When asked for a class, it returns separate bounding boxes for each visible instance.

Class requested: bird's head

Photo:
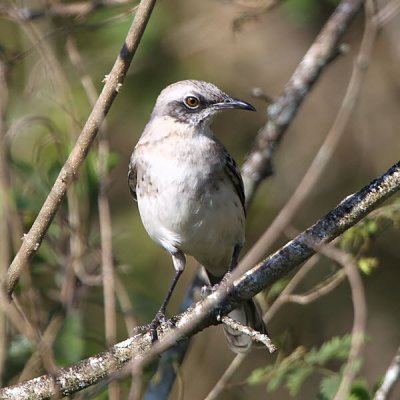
[151,80,256,126]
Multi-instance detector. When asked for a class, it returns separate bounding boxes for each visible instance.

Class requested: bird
[128,80,265,353]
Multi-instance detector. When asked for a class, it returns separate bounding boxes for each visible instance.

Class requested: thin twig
[374,346,400,400]
[282,270,346,305]
[67,32,120,400]
[374,0,400,26]
[319,245,367,400]
[204,354,247,400]
[219,315,276,353]
[0,58,10,387]
[4,0,158,295]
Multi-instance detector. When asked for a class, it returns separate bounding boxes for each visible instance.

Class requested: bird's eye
[184,96,200,109]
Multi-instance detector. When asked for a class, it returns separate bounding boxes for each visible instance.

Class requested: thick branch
[1,159,399,399]
[4,0,157,295]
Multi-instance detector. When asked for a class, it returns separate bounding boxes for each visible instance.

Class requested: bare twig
[4,0,158,295]
[0,0,131,20]
[317,245,367,400]
[374,346,400,400]
[1,157,399,398]
[0,58,10,387]
[241,0,364,204]
[281,269,346,305]
[204,353,247,400]
[374,0,400,26]
[67,32,121,400]
[219,315,276,353]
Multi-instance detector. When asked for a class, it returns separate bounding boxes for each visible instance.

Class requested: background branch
[241,0,363,204]
[4,0,158,295]
[374,346,400,400]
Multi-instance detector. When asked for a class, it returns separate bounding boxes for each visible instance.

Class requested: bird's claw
[201,271,232,299]
[133,311,176,343]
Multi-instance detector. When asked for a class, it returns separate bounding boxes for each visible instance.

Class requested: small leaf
[320,375,341,399]
[358,257,378,275]
[286,366,314,395]
[247,366,273,385]
[306,335,351,365]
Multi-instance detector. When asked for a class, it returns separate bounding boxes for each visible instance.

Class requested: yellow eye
[184,96,200,109]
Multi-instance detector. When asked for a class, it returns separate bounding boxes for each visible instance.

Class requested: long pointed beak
[214,96,256,112]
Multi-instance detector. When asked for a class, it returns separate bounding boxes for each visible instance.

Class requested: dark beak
[214,96,256,112]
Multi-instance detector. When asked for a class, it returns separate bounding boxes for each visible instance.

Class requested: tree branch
[3,0,158,296]
[242,0,364,204]
[374,346,400,400]
[1,157,399,399]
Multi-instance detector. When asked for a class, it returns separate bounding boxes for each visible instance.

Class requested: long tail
[223,298,267,353]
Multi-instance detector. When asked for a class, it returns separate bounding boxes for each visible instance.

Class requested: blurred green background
[1,0,400,399]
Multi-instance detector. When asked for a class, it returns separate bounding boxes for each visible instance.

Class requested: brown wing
[223,148,246,216]
[128,155,138,201]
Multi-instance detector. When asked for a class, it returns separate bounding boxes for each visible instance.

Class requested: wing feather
[128,154,138,201]
[223,149,246,215]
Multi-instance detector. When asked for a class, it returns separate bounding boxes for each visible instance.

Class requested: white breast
[135,121,245,277]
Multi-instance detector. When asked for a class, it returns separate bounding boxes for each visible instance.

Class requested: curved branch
[4,0,158,295]
[1,158,399,399]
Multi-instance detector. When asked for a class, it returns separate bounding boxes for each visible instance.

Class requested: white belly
[136,154,245,277]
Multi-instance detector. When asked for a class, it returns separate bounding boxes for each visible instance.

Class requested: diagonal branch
[242,0,364,204]
[374,346,400,400]
[1,157,399,399]
[3,0,158,296]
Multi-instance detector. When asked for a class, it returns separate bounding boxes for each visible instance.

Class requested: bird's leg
[220,243,243,285]
[228,243,242,272]
[202,243,243,299]
[148,251,186,342]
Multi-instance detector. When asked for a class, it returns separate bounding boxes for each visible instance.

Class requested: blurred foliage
[341,199,400,274]
[247,335,372,399]
[283,0,340,23]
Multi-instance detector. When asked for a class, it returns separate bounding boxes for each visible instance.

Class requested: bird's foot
[201,271,232,299]
[134,311,176,343]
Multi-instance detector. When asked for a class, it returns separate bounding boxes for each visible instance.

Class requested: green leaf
[286,366,314,395]
[320,375,341,399]
[350,379,371,400]
[305,335,351,365]
[247,365,273,385]
[267,278,290,302]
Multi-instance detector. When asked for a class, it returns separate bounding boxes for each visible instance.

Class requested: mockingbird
[128,80,265,353]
